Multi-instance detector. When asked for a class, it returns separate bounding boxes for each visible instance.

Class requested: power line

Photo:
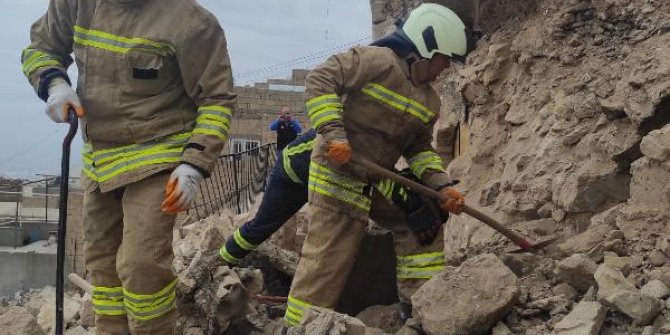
[233,36,371,85]
[0,127,63,169]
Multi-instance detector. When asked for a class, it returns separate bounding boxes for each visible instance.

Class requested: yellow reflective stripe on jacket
[282,139,314,184]
[82,133,190,183]
[233,228,257,251]
[396,251,445,279]
[306,94,343,128]
[73,26,174,56]
[21,48,62,77]
[407,151,444,178]
[92,286,125,316]
[284,295,315,327]
[194,106,232,141]
[124,279,177,321]
[309,163,371,212]
[361,83,435,124]
[219,245,239,264]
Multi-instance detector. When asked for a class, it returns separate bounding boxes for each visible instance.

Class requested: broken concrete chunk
[29,287,81,334]
[551,283,579,301]
[0,306,44,335]
[650,250,670,267]
[640,280,670,299]
[411,254,519,335]
[555,254,598,292]
[552,301,606,335]
[355,304,403,334]
[603,256,632,276]
[648,267,670,287]
[491,321,513,335]
[557,221,614,256]
[640,125,670,162]
[595,265,662,326]
[288,307,385,335]
[65,325,95,335]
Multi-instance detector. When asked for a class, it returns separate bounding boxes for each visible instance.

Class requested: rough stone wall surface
[66,192,85,278]
[371,1,670,333]
[369,0,670,258]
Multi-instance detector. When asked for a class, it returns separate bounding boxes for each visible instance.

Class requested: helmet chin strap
[408,54,431,85]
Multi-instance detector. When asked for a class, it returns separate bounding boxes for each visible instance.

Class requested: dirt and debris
[3,0,670,334]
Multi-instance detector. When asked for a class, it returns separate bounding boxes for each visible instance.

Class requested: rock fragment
[411,254,519,335]
[595,265,662,325]
[555,254,598,292]
[0,306,44,335]
[552,301,606,335]
[640,280,670,299]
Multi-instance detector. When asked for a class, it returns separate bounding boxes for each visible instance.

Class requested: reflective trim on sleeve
[194,106,233,141]
[407,151,444,178]
[21,48,62,77]
[306,94,343,128]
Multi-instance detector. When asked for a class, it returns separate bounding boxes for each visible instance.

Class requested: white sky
[0,0,371,179]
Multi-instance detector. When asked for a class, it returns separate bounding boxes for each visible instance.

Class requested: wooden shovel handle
[355,158,533,249]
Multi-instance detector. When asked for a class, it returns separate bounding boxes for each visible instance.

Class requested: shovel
[55,109,78,335]
[355,157,556,252]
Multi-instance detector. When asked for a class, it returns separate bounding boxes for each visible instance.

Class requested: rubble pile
[3,0,670,334]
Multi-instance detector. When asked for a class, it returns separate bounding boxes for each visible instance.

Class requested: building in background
[227,69,312,153]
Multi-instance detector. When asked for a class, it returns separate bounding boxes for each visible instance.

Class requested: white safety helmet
[401,3,472,64]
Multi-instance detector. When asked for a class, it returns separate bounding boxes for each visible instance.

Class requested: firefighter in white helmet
[22,0,236,333]
[284,3,474,327]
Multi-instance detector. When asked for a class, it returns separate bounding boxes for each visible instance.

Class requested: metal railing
[189,143,277,220]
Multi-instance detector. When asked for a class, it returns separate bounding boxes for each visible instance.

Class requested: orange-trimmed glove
[322,125,352,165]
[326,140,352,164]
[161,164,203,213]
[439,187,465,215]
[45,78,84,123]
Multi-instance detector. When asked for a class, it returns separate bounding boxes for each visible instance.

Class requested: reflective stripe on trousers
[92,286,126,316]
[282,139,314,184]
[284,295,317,327]
[123,279,177,321]
[396,251,445,279]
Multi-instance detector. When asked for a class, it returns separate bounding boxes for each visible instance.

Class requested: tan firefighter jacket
[22,0,236,192]
[305,46,451,211]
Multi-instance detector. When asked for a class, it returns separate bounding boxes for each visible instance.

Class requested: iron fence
[189,143,278,219]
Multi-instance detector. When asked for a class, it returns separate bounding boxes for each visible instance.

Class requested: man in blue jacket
[269,107,303,150]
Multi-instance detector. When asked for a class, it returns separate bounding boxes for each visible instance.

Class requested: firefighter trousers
[284,189,445,327]
[83,172,177,335]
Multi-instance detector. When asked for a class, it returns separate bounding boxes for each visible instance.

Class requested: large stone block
[411,254,519,335]
[552,301,606,335]
[595,265,662,326]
